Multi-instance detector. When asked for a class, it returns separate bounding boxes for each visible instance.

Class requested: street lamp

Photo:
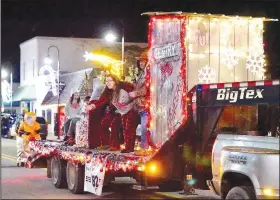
[45,45,61,139]
[105,32,117,42]
[104,20,125,79]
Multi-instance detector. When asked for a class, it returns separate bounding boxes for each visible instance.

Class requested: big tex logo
[216,88,264,103]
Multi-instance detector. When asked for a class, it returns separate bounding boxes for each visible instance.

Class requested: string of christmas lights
[28,141,151,172]
[146,15,187,146]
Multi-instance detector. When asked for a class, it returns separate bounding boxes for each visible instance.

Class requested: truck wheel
[158,180,183,192]
[47,159,51,178]
[51,156,67,188]
[66,161,84,194]
[226,186,256,199]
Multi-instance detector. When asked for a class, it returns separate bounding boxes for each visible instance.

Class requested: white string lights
[186,16,267,82]
[1,80,12,103]
[246,19,265,78]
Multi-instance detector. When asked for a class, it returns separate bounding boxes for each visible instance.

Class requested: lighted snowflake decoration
[198,65,216,84]
[246,51,265,77]
[221,48,239,70]
[1,80,12,103]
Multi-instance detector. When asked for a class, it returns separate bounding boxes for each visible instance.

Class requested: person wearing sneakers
[129,52,156,155]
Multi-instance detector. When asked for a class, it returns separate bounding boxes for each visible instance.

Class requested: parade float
[26,12,278,196]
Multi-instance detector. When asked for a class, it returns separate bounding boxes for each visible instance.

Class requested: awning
[13,85,37,101]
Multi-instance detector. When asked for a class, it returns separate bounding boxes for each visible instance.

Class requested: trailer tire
[66,161,84,194]
[51,156,67,188]
[158,180,183,192]
[47,159,51,178]
[226,186,256,199]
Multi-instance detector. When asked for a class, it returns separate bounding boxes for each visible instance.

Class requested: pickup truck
[208,134,279,199]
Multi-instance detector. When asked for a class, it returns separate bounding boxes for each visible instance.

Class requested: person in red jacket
[88,74,139,153]
[87,84,112,149]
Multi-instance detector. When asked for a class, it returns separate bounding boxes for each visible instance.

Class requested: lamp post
[104,20,125,79]
[45,45,60,139]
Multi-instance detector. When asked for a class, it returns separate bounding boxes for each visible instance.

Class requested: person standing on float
[88,74,139,153]
[129,52,156,155]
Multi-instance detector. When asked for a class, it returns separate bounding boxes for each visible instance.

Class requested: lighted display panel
[147,13,269,148]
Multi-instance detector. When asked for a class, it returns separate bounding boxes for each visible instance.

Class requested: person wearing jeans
[129,52,156,155]
[139,111,149,149]
[63,92,82,144]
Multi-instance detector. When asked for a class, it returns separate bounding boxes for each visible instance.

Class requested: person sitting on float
[88,74,139,153]
[63,92,82,145]
[16,111,41,167]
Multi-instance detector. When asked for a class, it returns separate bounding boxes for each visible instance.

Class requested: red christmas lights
[146,15,188,142]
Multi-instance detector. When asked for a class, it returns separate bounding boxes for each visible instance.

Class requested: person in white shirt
[63,92,82,143]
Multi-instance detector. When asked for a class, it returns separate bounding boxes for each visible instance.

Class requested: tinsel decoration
[147,15,188,141]
[28,141,152,172]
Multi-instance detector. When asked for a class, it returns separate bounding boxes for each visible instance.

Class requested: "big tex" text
[216,88,264,103]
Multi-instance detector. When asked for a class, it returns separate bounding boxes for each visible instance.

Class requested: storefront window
[46,109,52,124]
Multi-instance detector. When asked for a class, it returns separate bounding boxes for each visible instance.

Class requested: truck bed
[27,140,152,173]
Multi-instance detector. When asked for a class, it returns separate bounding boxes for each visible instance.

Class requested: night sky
[2,0,280,82]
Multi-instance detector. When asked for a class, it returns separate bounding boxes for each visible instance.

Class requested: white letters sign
[153,42,180,60]
[216,88,264,103]
[84,161,106,196]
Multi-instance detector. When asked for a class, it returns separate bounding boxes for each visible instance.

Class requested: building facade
[15,36,147,115]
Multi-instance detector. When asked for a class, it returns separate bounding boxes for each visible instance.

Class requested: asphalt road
[1,138,219,199]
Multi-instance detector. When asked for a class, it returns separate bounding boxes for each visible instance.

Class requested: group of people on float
[62,52,155,154]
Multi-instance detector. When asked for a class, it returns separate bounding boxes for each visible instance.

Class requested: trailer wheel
[66,161,84,194]
[158,180,183,192]
[51,156,67,188]
[47,159,51,178]
[226,186,256,199]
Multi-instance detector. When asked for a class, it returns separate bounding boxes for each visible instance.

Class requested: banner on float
[84,161,106,196]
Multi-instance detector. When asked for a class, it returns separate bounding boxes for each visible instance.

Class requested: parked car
[1,114,14,138]
[8,118,21,139]
[36,117,48,140]
[8,116,48,140]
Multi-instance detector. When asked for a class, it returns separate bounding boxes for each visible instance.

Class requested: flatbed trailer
[27,140,152,194]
